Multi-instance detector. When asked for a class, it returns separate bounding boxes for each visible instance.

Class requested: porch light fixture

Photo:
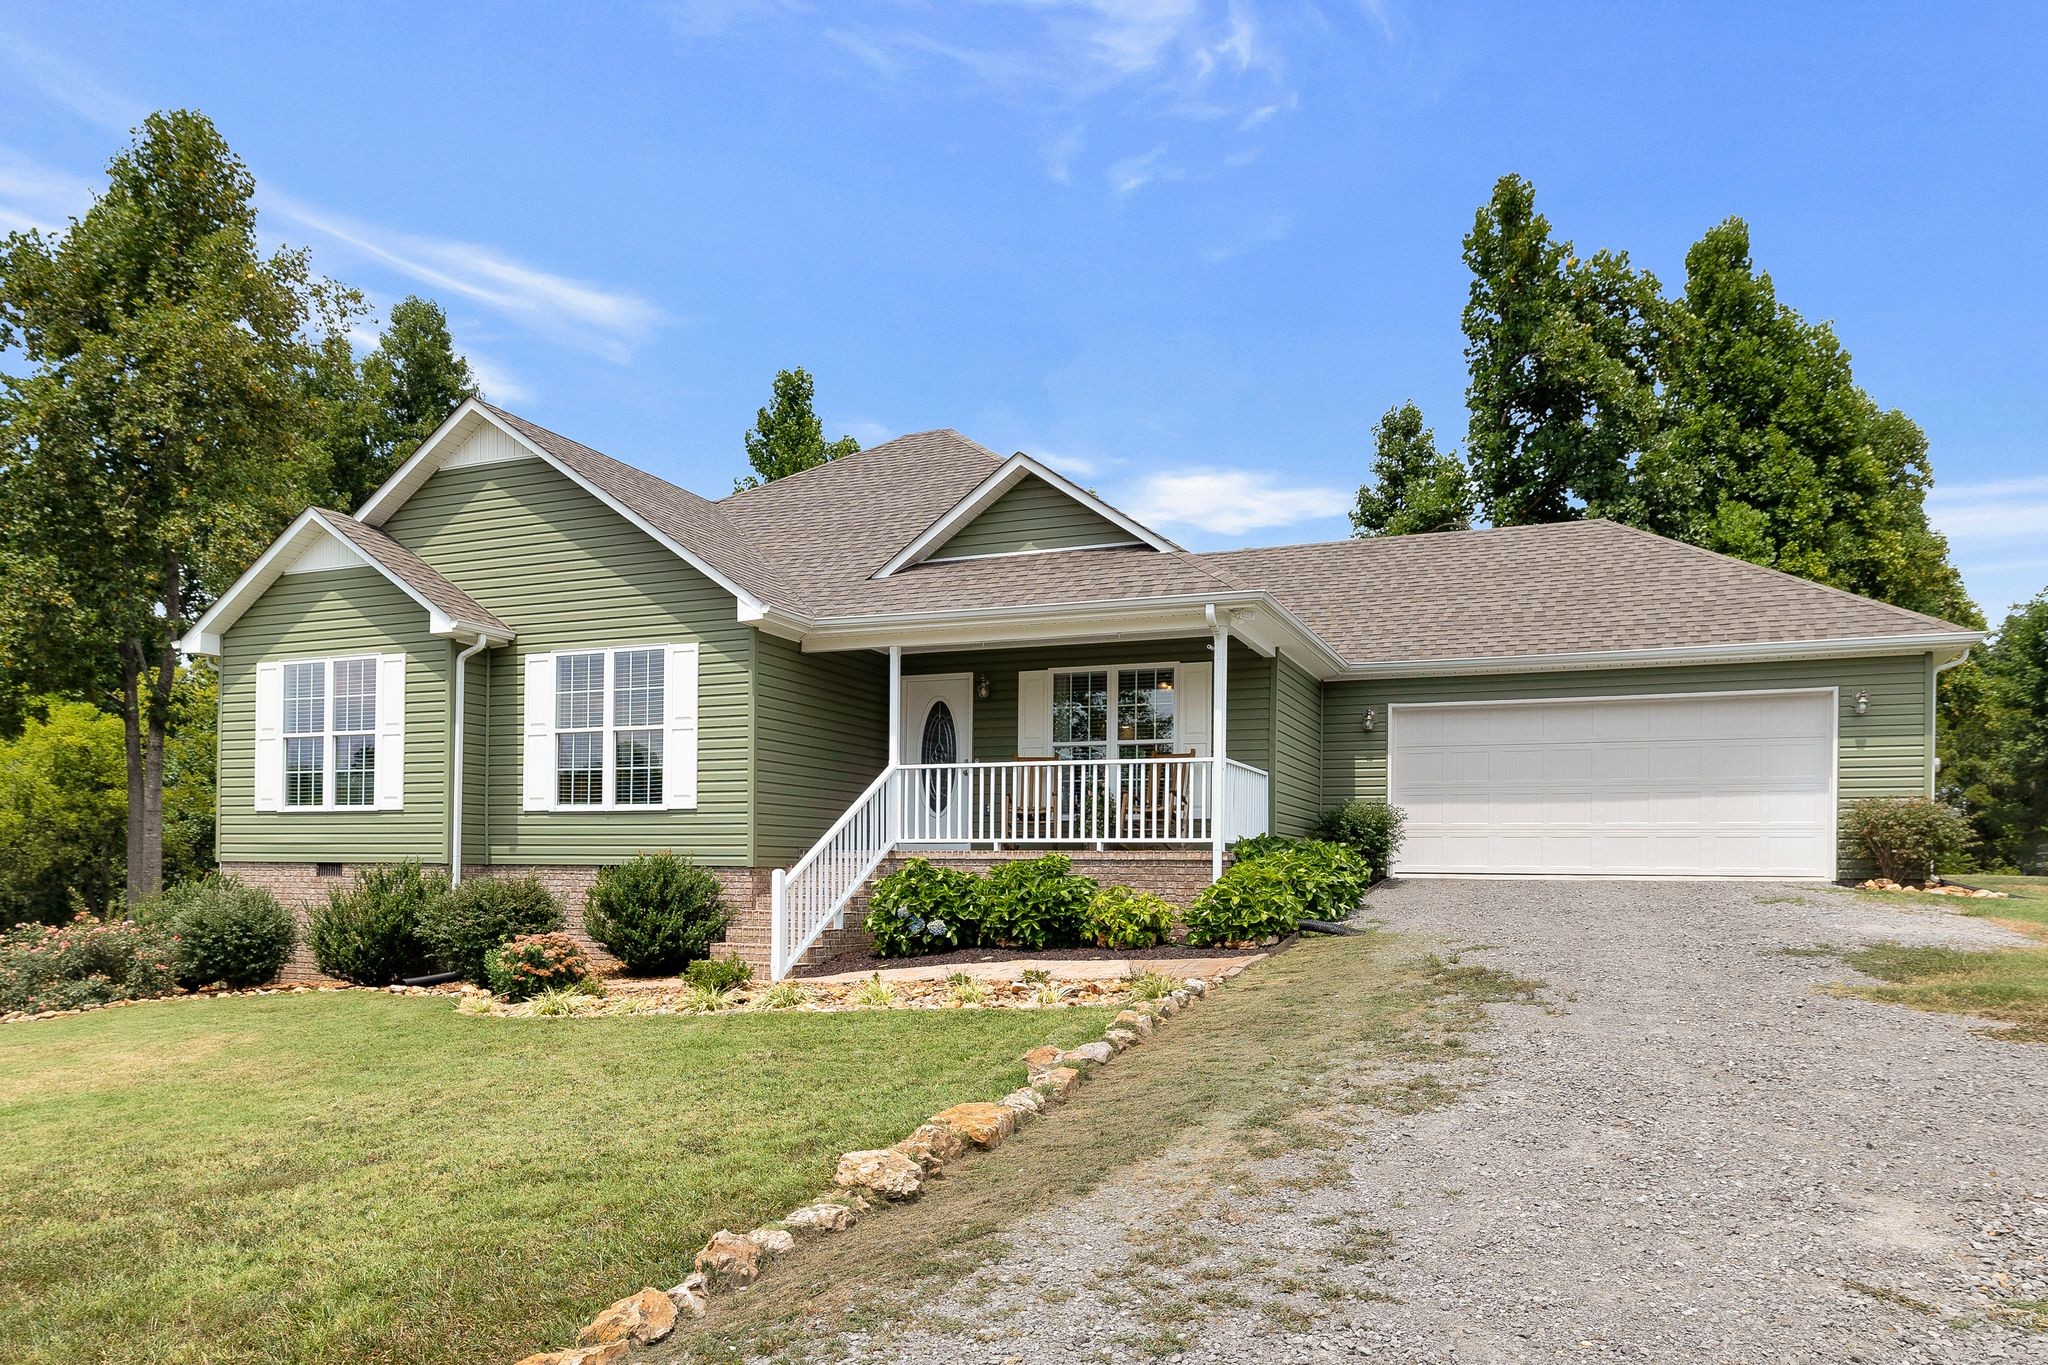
[1853,689,1869,716]
[1362,707,1378,732]
[976,674,992,701]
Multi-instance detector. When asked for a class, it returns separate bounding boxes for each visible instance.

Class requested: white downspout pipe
[448,634,491,885]
[1929,647,1972,798]
[1207,604,1228,881]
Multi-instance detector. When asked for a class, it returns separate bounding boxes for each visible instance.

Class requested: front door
[900,673,975,844]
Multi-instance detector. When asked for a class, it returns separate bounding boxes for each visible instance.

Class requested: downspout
[1929,648,1972,798]
[448,634,492,885]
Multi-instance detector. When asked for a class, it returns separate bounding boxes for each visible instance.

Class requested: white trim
[1385,686,1840,880]
[874,453,1179,578]
[1929,646,1972,796]
[1041,661,1189,760]
[922,539,1147,565]
[1339,632,1983,680]
[531,642,695,813]
[280,535,372,575]
[267,653,399,814]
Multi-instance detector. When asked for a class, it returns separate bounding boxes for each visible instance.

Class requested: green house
[184,400,1982,978]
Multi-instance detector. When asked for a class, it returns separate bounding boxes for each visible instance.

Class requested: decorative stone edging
[508,963,1250,1365]
[1855,878,2009,899]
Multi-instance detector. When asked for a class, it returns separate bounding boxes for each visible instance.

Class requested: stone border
[0,979,459,1026]
[507,961,1256,1365]
[1854,878,2008,899]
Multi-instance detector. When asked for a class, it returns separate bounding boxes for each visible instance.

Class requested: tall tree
[1350,402,1473,536]
[313,295,475,510]
[1943,590,2048,873]
[1461,175,1666,526]
[0,110,331,901]
[733,366,860,491]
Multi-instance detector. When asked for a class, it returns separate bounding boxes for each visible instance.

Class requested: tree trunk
[131,551,186,901]
[120,641,148,908]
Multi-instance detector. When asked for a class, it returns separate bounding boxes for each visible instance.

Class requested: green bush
[141,874,296,988]
[1082,886,1177,950]
[1226,833,1299,862]
[582,853,728,975]
[418,876,564,985]
[1315,800,1407,881]
[1844,797,1977,884]
[1262,839,1372,921]
[978,854,1098,951]
[0,912,177,1014]
[1184,858,1307,947]
[684,953,753,992]
[862,857,983,957]
[307,862,441,986]
[485,931,597,1002]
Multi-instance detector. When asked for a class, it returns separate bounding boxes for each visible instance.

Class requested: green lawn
[0,993,1109,1364]
[1843,875,2048,1042]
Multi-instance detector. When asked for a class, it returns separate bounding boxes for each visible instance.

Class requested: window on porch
[1052,666,1180,760]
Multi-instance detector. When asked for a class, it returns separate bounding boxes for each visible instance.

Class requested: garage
[1388,689,1838,878]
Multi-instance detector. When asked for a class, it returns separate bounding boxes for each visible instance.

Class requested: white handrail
[1220,758,1270,845]
[771,764,897,980]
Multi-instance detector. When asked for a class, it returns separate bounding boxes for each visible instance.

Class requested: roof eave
[1333,631,1986,681]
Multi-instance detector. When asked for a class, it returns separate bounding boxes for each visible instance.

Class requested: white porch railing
[1220,758,1270,844]
[770,766,895,981]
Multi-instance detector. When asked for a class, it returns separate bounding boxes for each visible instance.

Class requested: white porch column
[884,645,903,849]
[1209,606,1228,880]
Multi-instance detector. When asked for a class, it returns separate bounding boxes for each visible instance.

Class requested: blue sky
[2,2,2043,617]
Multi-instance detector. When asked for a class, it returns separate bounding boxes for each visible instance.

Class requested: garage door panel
[1390,691,1835,879]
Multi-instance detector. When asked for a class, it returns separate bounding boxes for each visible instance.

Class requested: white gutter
[447,633,493,885]
[1336,631,1986,681]
[1929,645,1974,796]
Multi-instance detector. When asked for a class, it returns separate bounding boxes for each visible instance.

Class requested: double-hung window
[267,654,397,810]
[550,647,667,809]
[1052,666,1176,760]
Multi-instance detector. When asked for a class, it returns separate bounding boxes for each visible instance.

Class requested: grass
[648,932,1524,1363]
[1839,875,2048,1042]
[0,993,1108,1364]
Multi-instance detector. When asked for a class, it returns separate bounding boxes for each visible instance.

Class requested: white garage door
[1389,690,1836,878]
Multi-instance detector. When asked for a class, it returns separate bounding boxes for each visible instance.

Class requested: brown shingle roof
[318,511,512,637]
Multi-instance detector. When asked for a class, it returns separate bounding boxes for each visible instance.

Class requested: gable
[927,475,1143,561]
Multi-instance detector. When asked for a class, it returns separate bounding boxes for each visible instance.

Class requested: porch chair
[1118,750,1198,839]
[1002,755,1063,841]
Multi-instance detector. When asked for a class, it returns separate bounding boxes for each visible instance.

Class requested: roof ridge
[719,427,1003,505]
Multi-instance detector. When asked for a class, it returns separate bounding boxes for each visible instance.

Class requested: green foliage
[684,953,754,992]
[1184,859,1307,947]
[1315,800,1407,882]
[977,854,1099,951]
[162,664,218,887]
[0,912,177,1014]
[946,972,988,1005]
[1127,968,1175,1002]
[1226,833,1299,862]
[733,366,861,491]
[141,874,295,989]
[418,876,564,986]
[582,853,728,975]
[484,932,596,1003]
[850,973,899,1008]
[1844,797,1978,885]
[308,295,478,510]
[863,857,983,957]
[0,698,127,924]
[307,862,442,986]
[1082,886,1177,950]
[1944,591,2048,873]
[759,979,807,1009]
[1261,840,1373,920]
[1351,401,1474,537]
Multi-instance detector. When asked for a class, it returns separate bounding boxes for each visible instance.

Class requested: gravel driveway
[844,880,2048,1364]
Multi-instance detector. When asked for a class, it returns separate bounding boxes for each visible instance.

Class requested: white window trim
[275,654,389,813]
[1049,661,1184,760]
[544,644,680,813]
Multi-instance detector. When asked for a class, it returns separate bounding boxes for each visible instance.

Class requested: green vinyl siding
[1320,654,1935,878]
[458,645,488,864]
[928,476,1138,560]
[217,567,450,862]
[1271,652,1324,837]
[752,634,890,866]
[378,459,754,865]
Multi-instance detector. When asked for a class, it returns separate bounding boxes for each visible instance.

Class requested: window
[1052,666,1176,760]
[554,647,665,807]
[282,656,379,809]
[1052,670,1109,760]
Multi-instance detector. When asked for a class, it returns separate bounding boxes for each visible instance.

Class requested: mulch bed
[794,940,1266,979]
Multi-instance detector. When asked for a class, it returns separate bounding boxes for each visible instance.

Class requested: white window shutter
[1177,663,1213,757]
[1017,670,1053,756]
[523,653,555,811]
[665,642,699,810]
[254,661,284,811]
[375,654,407,810]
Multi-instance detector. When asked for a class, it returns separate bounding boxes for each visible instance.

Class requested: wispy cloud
[1927,473,2048,614]
[1044,123,1086,184]
[0,146,94,234]
[0,31,140,131]
[1123,466,1345,535]
[1108,143,1177,196]
[834,416,895,448]
[1202,210,1291,260]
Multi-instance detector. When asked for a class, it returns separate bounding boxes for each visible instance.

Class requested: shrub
[759,979,807,1009]
[1082,886,1177,950]
[418,876,564,985]
[141,874,296,989]
[978,854,1098,951]
[1184,858,1308,947]
[684,953,753,992]
[1261,839,1373,921]
[1315,800,1407,882]
[851,973,899,1008]
[1127,968,1174,1001]
[0,912,177,1014]
[945,972,987,1005]
[307,863,441,985]
[862,857,982,957]
[485,931,597,1002]
[582,853,728,975]
[1226,833,1299,862]
[1845,797,1977,884]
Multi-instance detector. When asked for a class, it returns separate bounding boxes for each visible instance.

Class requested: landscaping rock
[1021,1044,1064,1076]
[834,1148,924,1199]
[784,1201,859,1234]
[932,1101,1017,1148]
[576,1288,677,1347]
[694,1229,761,1287]
[894,1122,968,1171]
[513,1343,631,1365]
[1103,1026,1139,1050]
[999,1086,1045,1116]
[666,1273,709,1319]
[1183,978,1207,996]
[1040,1064,1081,1099]
[1058,1041,1113,1067]
[748,1227,795,1258]
[1112,1008,1155,1036]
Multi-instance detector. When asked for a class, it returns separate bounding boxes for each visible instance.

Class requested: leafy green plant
[417,876,563,986]
[307,863,441,985]
[1082,886,1177,950]
[862,857,982,956]
[0,912,177,1014]
[680,981,736,1013]
[684,954,753,992]
[759,979,807,1009]
[1314,801,1407,882]
[1031,982,1063,1008]
[1226,833,1299,862]
[140,874,296,989]
[1127,968,1175,1002]
[484,932,596,1002]
[527,985,596,1018]
[1845,797,1978,884]
[1020,966,1052,987]
[978,854,1097,951]
[850,973,899,1008]
[1261,840,1373,921]
[1183,858,1308,947]
[946,972,988,1005]
[582,853,728,975]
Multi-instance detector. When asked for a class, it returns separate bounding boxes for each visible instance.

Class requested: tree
[312,295,475,510]
[0,110,332,901]
[1943,591,2048,873]
[0,699,128,923]
[162,662,218,887]
[1350,402,1473,536]
[733,367,860,491]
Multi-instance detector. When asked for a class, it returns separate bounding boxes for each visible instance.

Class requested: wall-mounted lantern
[976,674,993,701]
[1853,689,1869,716]
[1363,707,1378,733]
